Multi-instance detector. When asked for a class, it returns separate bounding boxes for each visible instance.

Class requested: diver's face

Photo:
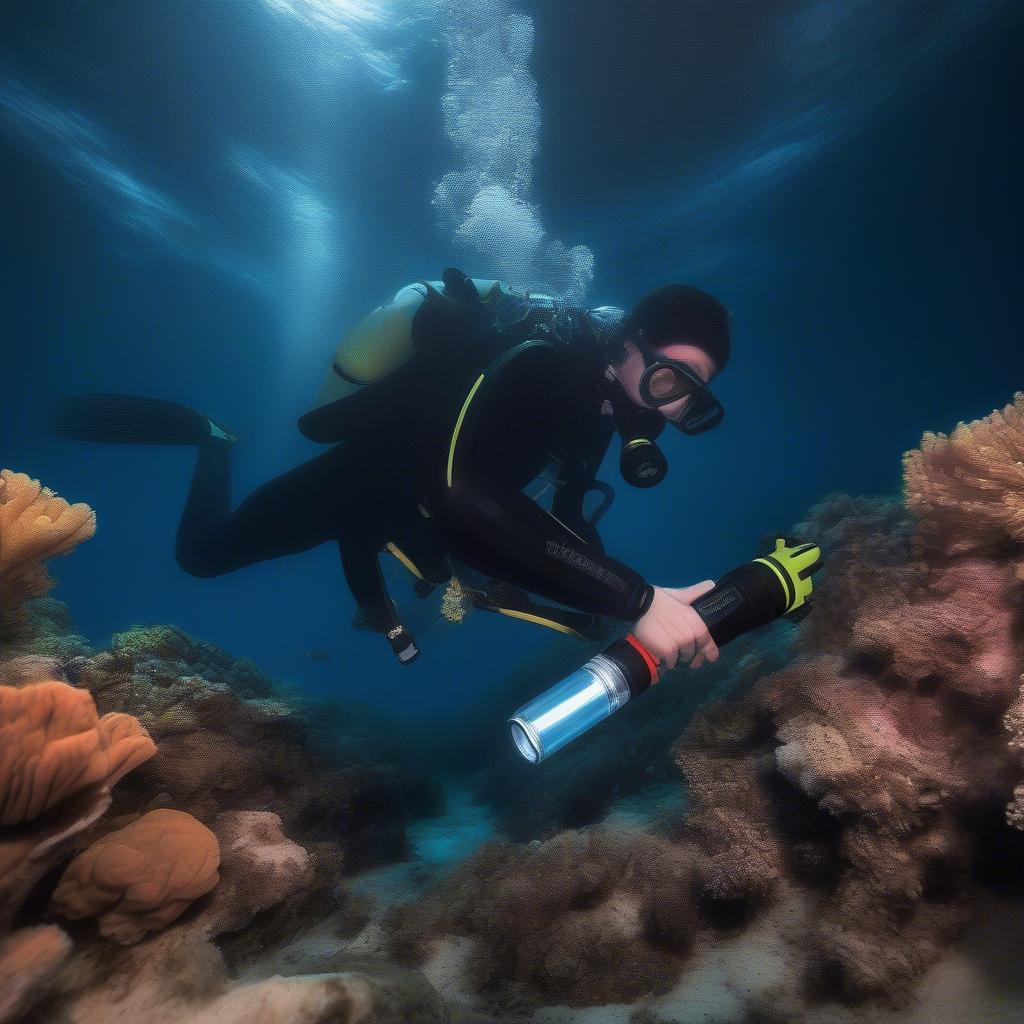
[615,339,718,425]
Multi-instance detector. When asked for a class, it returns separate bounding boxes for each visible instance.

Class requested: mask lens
[646,365,686,402]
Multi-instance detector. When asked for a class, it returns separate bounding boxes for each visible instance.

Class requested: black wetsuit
[174,286,654,644]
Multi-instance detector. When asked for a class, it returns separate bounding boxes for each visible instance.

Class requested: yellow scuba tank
[310,278,509,412]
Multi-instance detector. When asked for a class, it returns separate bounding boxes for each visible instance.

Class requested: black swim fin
[50,394,237,446]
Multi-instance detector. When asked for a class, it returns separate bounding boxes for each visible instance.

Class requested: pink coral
[196,810,311,939]
[850,559,1021,704]
[903,391,1024,559]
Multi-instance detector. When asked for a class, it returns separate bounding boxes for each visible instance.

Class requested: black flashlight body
[508,543,820,763]
[597,560,792,701]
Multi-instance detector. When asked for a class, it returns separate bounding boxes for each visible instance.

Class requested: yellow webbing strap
[385,542,425,581]
[494,606,582,638]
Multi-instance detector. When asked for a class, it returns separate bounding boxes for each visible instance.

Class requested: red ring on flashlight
[625,633,659,684]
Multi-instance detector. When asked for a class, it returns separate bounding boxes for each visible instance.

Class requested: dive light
[508,538,822,764]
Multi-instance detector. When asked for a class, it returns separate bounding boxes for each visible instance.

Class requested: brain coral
[52,808,221,944]
[0,470,96,644]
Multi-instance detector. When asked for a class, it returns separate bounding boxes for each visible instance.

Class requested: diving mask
[635,330,724,435]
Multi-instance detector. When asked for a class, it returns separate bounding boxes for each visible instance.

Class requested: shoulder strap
[445,339,565,488]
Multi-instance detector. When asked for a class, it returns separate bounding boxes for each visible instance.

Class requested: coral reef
[6,395,1024,1023]
[0,679,154,1022]
[52,808,221,943]
[0,470,95,647]
[0,680,156,930]
[387,397,1024,1017]
[1004,677,1024,830]
[64,622,442,874]
[903,391,1024,560]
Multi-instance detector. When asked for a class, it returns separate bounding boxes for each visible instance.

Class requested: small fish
[301,648,332,665]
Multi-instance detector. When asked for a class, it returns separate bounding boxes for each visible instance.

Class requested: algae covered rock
[389,829,698,1009]
[0,925,72,1024]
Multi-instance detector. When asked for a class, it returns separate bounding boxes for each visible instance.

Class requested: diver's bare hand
[633,582,720,680]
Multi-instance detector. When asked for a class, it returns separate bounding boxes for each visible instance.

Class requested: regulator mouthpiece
[508,537,823,763]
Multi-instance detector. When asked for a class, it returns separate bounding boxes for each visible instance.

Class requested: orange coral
[0,682,154,826]
[0,470,96,642]
[0,681,155,931]
[52,808,221,944]
[903,392,1024,558]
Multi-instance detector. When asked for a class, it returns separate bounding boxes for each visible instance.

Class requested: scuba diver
[50,268,730,670]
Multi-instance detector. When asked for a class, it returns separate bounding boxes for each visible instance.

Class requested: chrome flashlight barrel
[508,654,633,764]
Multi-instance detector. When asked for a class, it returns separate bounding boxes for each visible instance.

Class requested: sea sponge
[903,392,1024,560]
[441,577,471,623]
[0,680,155,931]
[52,808,220,943]
[0,470,96,643]
[196,810,312,939]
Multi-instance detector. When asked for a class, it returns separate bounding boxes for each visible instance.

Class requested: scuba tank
[308,272,532,412]
[508,537,823,763]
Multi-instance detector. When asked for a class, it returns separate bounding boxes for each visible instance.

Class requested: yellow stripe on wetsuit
[447,372,485,487]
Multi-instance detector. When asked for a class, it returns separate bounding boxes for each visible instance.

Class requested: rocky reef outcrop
[0,469,447,1024]
[388,395,1024,1019]
[69,622,440,874]
[5,394,1024,1024]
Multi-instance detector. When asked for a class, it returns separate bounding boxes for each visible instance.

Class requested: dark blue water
[2,0,1021,716]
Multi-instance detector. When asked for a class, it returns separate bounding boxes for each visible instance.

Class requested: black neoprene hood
[626,284,731,370]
